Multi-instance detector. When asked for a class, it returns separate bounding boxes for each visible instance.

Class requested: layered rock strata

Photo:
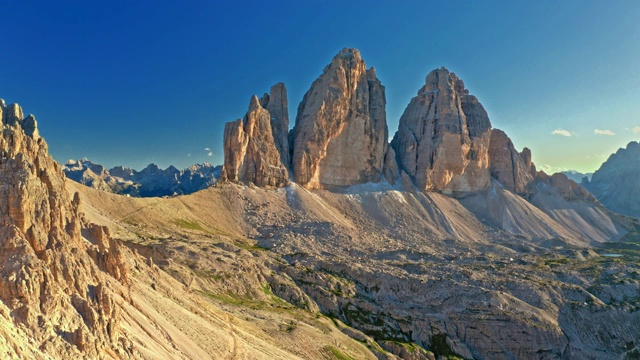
[222,90,290,187]
[390,67,492,194]
[291,48,389,189]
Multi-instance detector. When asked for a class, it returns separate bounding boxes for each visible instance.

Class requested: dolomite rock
[260,82,290,167]
[0,100,130,358]
[390,67,491,195]
[383,147,400,184]
[291,48,388,189]
[535,171,593,201]
[222,93,289,187]
[488,129,535,196]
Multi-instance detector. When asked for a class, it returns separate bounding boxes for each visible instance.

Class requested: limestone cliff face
[0,100,130,358]
[488,129,535,196]
[390,67,491,194]
[291,48,388,189]
[260,82,290,168]
[222,91,290,187]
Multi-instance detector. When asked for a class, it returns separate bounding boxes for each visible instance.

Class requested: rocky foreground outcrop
[0,100,130,358]
[585,141,640,217]
[291,48,389,189]
[222,87,290,187]
[391,67,492,194]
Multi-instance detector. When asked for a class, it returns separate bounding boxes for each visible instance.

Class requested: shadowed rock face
[291,48,388,189]
[260,82,290,168]
[489,129,535,196]
[222,93,290,187]
[391,67,492,195]
[585,141,640,217]
[0,100,130,358]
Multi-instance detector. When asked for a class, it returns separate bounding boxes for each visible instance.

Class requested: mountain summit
[391,67,492,194]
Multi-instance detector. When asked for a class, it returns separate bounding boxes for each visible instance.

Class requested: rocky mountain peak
[248,94,261,111]
[489,128,536,196]
[585,141,640,217]
[291,48,388,189]
[259,82,290,167]
[221,85,290,187]
[1,101,39,139]
[391,67,492,194]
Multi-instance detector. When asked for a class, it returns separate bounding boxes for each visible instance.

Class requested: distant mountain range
[583,141,640,218]
[561,170,593,184]
[63,158,221,197]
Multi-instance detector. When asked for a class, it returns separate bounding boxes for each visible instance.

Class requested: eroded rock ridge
[0,100,130,358]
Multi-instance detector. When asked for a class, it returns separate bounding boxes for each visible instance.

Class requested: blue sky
[1,1,639,173]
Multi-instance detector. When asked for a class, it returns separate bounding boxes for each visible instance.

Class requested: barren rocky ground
[70,179,640,360]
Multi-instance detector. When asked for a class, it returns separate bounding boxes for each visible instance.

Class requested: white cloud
[187,154,192,157]
[207,152,213,157]
[551,129,572,137]
[539,164,567,174]
[632,127,640,134]
[205,147,211,151]
[594,129,615,136]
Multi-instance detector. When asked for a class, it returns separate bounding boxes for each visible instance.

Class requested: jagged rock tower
[488,129,536,196]
[221,84,290,187]
[391,67,492,195]
[291,48,389,189]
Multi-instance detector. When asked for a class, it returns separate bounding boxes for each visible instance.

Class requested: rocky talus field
[2,48,640,359]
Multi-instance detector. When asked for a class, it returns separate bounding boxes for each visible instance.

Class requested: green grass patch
[324,346,355,360]
[173,219,207,231]
[429,333,466,359]
[234,239,269,252]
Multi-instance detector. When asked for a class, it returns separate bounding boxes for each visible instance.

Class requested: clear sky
[1,1,639,173]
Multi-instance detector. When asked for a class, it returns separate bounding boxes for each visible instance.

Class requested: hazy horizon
[2,1,639,173]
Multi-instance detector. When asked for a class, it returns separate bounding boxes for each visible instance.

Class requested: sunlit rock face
[222,87,290,188]
[291,48,389,189]
[0,100,130,358]
[391,67,492,195]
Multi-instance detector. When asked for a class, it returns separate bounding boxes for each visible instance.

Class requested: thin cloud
[551,129,572,137]
[205,147,211,151]
[594,129,615,136]
[539,164,567,174]
[207,152,213,157]
[187,154,192,157]
[632,127,640,134]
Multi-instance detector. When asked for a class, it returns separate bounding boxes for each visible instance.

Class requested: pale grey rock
[391,67,492,195]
